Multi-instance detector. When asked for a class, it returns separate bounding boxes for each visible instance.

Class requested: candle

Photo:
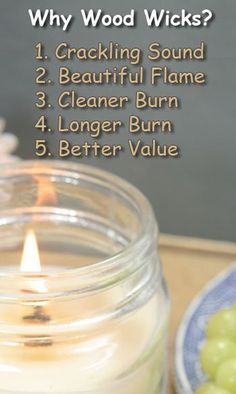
[0,161,170,393]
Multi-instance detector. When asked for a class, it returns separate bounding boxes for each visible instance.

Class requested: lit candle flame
[19,174,56,294]
[20,230,46,293]
[21,230,41,273]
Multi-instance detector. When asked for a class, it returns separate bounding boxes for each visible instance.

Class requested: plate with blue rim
[174,264,236,394]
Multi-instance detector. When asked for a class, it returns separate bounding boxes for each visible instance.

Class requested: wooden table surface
[159,234,236,394]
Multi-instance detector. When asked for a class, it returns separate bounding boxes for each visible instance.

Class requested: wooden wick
[23,306,51,323]
[23,306,53,347]
[24,336,53,347]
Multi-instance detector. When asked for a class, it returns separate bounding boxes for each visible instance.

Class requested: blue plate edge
[173,263,236,394]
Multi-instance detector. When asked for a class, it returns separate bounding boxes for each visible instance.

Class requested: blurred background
[0,0,235,241]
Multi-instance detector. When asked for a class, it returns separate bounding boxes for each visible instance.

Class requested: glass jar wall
[0,161,170,393]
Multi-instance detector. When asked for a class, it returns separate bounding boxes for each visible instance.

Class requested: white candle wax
[0,291,167,393]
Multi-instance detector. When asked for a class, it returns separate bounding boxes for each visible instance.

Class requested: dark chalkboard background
[0,0,235,241]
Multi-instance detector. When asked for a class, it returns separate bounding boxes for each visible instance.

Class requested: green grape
[207,308,236,341]
[196,382,232,394]
[200,338,236,378]
[216,358,236,393]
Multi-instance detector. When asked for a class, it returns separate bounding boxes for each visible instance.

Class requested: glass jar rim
[0,160,158,298]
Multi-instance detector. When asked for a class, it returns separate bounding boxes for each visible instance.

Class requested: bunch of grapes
[196,306,236,393]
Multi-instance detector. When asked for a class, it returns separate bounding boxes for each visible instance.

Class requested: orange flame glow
[35,176,57,207]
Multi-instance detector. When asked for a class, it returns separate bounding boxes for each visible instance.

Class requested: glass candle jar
[0,161,170,394]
